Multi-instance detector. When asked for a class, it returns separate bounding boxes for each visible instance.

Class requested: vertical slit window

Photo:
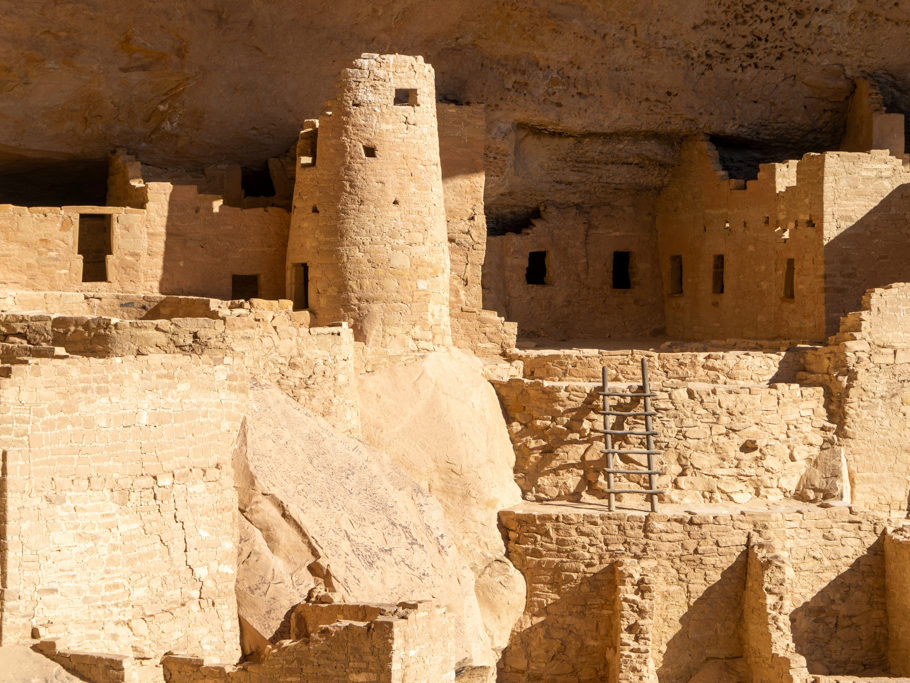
[712,254,725,294]
[783,258,795,300]
[669,255,683,295]
[292,263,309,310]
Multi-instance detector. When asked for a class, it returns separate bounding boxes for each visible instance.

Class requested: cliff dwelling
[2,4,910,683]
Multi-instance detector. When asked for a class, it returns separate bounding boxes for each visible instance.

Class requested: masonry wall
[0,354,246,663]
[494,358,831,504]
[656,138,826,341]
[0,155,289,301]
[161,602,456,683]
[804,283,910,512]
[0,297,360,435]
[483,198,665,340]
[820,152,910,335]
[288,54,451,351]
[499,506,888,681]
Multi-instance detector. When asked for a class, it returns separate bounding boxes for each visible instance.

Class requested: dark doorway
[712,254,725,294]
[526,251,547,285]
[784,258,795,300]
[612,251,632,289]
[232,274,260,300]
[78,214,112,282]
[291,263,309,310]
[669,255,683,295]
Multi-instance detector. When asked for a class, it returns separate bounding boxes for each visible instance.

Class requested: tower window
[669,255,683,295]
[612,251,632,289]
[78,214,112,282]
[394,88,419,106]
[291,263,309,311]
[526,251,547,285]
[712,254,725,294]
[232,274,259,300]
[363,145,377,158]
[783,258,795,300]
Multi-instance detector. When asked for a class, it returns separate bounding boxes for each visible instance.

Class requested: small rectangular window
[363,145,377,158]
[291,263,309,311]
[394,88,418,106]
[669,255,683,295]
[526,251,547,285]
[783,258,795,299]
[612,251,632,289]
[78,214,112,282]
[232,274,259,300]
[712,254,725,294]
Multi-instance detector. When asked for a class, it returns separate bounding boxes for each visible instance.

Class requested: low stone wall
[0,297,359,435]
[509,344,807,384]
[162,602,456,683]
[494,377,832,504]
[499,504,889,682]
[0,355,246,663]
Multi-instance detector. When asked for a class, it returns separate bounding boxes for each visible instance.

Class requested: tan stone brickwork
[161,602,456,683]
[494,371,832,504]
[0,354,246,664]
[804,283,910,511]
[499,504,889,682]
[288,54,452,351]
[0,296,359,435]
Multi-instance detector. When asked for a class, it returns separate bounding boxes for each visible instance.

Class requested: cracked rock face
[234,382,492,667]
[1,1,908,176]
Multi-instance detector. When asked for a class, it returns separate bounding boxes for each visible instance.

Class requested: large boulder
[234,381,490,667]
[357,349,526,654]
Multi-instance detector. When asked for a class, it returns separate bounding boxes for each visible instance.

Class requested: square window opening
[526,251,548,285]
[612,251,632,289]
[669,255,683,295]
[363,145,377,158]
[291,263,309,311]
[78,214,112,282]
[394,88,419,106]
[783,258,795,299]
[712,254,725,294]
[232,274,260,300]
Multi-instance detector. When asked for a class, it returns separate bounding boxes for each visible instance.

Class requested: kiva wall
[0,354,246,663]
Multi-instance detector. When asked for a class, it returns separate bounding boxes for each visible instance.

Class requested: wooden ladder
[596,357,663,512]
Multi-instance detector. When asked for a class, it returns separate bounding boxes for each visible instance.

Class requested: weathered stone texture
[163,603,456,683]
[289,54,451,351]
[500,504,889,682]
[0,354,246,663]
[495,361,832,504]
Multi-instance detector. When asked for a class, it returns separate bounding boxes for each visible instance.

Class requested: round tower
[288,53,452,351]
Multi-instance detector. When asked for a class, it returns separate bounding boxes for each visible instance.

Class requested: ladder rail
[598,358,663,512]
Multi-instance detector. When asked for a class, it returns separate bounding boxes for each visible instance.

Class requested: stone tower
[288,54,452,351]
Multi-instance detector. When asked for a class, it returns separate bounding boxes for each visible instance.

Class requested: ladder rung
[593,428,657,436]
[602,449,661,455]
[598,391,655,397]
[602,489,664,495]
[601,468,661,475]
[598,410,657,417]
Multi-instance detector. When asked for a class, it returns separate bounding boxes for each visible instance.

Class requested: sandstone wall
[804,283,910,512]
[0,355,246,663]
[656,138,826,341]
[0,161,289,301]
[0,297,359,435]
[494,366,832,504]
[499,505,888,681]
[162,603,456,683]
[289,54,451,351]
[483,198,665,340]
[820,152,910,335]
